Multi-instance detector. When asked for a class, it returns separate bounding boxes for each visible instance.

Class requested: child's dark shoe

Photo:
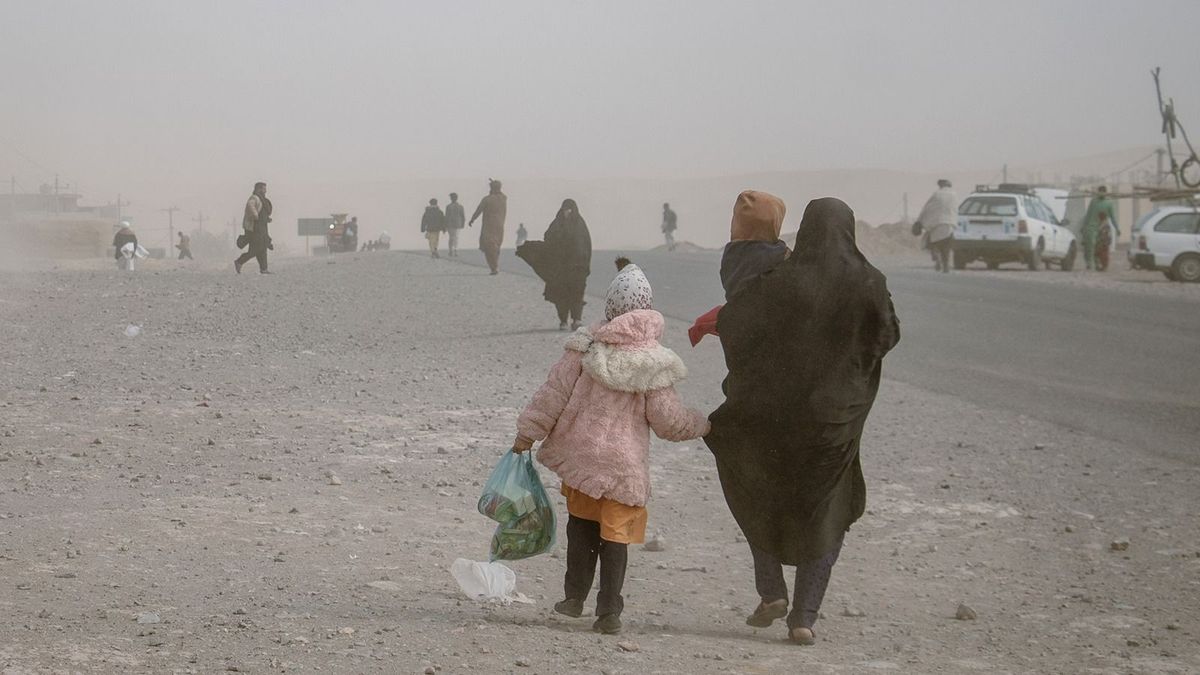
[592,613,622,634]
[745,599,788,627]
[553,598,584,618]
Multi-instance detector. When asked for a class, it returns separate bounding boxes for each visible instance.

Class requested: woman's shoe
[592,613,622,634]
[553,598,584,618]
[788,626,815,646]
[558,322,568,331]
[745,599,788,627]
[570,321,582,331]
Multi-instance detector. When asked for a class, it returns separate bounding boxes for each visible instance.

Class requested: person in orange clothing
[688,190,789,346]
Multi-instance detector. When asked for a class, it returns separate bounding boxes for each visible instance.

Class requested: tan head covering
[730,190,786,241]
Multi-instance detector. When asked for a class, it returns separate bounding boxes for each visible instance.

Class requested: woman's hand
[512,435,534,454]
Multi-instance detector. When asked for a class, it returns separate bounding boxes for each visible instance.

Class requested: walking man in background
[470,178,507,275]
[176,232,193,260]
[515,222,528,247]
[235,181,272,274]
[1080,186,1118,271]
[445,192,466,257]
[421,198,446,258]
[914,179,958,273]
[661,202,678,251]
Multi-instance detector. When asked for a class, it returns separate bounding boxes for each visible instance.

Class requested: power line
[1106,149,1160,181]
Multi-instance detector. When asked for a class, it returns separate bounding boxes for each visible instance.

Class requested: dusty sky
[2,0,1199,242]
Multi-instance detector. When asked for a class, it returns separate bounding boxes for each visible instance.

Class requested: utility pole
[193,211,207,234]
[1132,195,1141,238]
[902,193,909,224]
[1002,164,1008,183]
[1155,147,1167,186]
[160,206,180,252]
[115,194,130,222]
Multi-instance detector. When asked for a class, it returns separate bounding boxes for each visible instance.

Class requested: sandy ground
[1,251,1197,674]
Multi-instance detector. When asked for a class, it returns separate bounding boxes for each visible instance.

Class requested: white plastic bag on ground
[450,558,532,605]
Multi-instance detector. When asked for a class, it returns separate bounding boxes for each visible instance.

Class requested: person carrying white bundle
[914,179,959,273]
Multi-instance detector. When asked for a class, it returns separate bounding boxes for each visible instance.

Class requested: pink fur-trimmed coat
[516,309,709,507]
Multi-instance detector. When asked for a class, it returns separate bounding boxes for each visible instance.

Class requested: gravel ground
[0,251,1196,674]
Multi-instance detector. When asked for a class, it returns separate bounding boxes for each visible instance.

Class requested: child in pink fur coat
[512,258,709,635]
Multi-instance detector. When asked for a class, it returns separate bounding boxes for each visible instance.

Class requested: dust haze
[2,3,1200,674]
[3,1,1199,249]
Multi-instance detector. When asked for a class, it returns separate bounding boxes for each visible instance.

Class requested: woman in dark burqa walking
[704,197,900,645]
[542,199,592,330]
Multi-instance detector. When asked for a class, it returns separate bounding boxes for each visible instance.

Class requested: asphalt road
[446,247,1200,463]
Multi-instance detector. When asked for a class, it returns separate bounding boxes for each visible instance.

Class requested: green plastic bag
[477,450,556,561]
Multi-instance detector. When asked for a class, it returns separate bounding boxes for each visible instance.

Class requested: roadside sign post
[298,217,335,256]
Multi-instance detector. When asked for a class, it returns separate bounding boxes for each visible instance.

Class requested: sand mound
[783,221,921,258]
[648,240,716,253]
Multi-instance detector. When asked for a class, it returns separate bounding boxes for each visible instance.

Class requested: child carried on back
[689,190,789,345]
[513,258,709,635]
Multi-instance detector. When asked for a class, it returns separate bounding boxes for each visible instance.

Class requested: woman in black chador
[518,199,592,330]
[704,197,900,645]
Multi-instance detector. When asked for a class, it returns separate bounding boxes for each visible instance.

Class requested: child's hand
[703,420,712,436]
[512,435,534,454]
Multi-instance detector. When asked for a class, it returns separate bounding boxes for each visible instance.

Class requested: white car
[1129,205,1200,282]
[953,186,1078,271]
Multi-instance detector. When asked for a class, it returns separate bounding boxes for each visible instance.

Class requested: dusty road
[461,247,1200,463]
[1,251,1197,674]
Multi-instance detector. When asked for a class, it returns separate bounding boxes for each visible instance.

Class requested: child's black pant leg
[564,515,601,601]
[596,538,627,617]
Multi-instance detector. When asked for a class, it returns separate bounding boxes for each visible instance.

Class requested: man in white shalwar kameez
[915,179,959,273]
